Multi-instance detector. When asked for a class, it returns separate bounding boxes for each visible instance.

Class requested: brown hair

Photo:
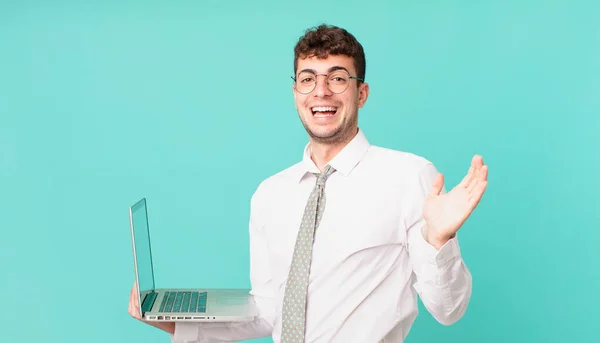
[293,24,366,82]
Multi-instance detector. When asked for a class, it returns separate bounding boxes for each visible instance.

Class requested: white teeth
[311,106,337,112]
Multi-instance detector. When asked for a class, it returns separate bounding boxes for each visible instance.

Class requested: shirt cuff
[432,236,461,266]
[415,226,462,268]
[170,322,199,343]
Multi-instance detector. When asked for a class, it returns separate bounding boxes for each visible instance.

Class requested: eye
[329,72,348,84]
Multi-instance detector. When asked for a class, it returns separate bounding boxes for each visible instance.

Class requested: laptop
[129,197,258,322]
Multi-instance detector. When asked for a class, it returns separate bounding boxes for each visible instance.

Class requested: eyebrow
[297,65,350,74]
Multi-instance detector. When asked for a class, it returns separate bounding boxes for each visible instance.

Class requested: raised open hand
[423,155,488,249]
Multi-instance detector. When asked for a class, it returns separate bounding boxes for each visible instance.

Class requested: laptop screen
[130,198,155,293]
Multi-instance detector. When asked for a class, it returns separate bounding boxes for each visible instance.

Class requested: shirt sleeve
[405,162,473,326]
[169,185,277,343]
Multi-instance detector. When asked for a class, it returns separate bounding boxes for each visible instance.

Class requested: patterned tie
[280,165,336,343]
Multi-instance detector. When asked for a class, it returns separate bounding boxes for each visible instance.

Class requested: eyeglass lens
[295,70,352,94]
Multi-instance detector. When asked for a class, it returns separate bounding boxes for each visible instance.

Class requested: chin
[308,126,346,143]
[299,110,353,142]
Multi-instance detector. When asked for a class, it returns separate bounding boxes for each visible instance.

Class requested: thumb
[428,173,444,197]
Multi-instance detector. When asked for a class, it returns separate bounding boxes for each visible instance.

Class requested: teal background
[1,1,598,342]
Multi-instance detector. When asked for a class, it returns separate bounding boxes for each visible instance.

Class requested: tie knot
[315,165,336,186]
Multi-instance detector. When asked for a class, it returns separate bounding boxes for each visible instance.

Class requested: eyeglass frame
[291,68,365,94]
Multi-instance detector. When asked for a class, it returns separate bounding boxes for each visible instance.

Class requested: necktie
[281,165,336,343]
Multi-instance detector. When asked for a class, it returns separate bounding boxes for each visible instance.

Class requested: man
[128,24,488,343]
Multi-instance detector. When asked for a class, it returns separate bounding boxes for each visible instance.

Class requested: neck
[309,128,358,171]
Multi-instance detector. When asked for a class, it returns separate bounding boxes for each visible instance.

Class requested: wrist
[424,228,453,250]
[427,236,447,250]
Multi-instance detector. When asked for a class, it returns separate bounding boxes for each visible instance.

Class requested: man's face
[293,54,369,145]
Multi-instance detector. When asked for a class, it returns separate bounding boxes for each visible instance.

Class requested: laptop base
[142,288,257,322]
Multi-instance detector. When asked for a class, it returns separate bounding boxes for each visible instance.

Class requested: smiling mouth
[311,106,338,116]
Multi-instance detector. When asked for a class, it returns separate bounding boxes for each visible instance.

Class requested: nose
[313,75,332,98]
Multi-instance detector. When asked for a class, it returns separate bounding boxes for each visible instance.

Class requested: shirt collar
[297,128,371,182]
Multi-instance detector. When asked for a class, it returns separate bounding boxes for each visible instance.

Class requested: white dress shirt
[171,129,472,343]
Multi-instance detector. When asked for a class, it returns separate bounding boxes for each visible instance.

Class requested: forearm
[409,226,472,325]
[413,244,472,325]
[169,318,273,343]
[168,294,276,343]
[146,321,175,334]
[138,316,273,341]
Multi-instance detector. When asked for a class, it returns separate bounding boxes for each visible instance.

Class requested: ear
[292,83,298,105]
[292,83,305,112]
[357,82,370,108]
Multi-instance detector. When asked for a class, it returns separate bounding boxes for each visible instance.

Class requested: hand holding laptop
[128,281,175,334]
[127,198,258,332]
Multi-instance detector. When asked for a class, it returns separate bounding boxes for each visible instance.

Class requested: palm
[424,155,488,240]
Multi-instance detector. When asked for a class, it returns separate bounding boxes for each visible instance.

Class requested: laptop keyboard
[159,291,207,313]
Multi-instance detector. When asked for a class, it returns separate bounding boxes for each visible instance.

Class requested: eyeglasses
[291,69,364,94]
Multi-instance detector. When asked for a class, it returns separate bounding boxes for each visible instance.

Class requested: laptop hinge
[141,291,158,314]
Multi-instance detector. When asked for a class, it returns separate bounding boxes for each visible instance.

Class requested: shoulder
[365,146,441,221]
[250,161,303,206]
[366,145,438,181]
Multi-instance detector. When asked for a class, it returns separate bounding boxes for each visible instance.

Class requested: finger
[128,298,135,318]
[467,167,480,192]
[467,178,478,194]
[129,300,140,319]
[478,165,488,181]
[471,154,488,184]
[468,181,488,209]
[131,284,139,306]
[460,165,475,188]
[472,154,484,168]
[130,284,141,318]
[461,155,483,187]
[128,292,135,317]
